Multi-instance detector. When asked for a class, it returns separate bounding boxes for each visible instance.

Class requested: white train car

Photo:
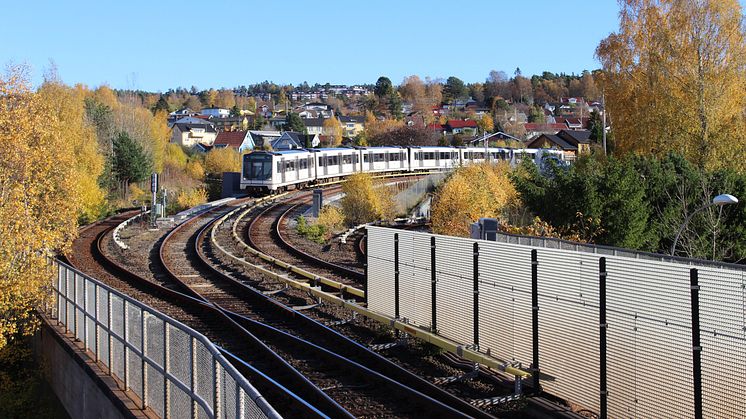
[409,146,460,170]
[360,147,408,173]
[242,149,315,192]
[312,147,361,180]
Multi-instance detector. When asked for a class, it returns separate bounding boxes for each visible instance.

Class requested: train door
[435,151,440,168]
[279,158,286,184]
[295,157,300,181]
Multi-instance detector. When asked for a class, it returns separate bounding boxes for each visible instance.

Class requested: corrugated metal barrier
[366,226,746,418]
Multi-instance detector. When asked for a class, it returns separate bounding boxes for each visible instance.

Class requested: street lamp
[670,194,738,256]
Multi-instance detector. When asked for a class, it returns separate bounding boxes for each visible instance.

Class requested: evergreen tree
[284,112,306,133]
[112,132,153,197]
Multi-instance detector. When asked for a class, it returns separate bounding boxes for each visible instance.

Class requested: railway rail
[157,197,491,418]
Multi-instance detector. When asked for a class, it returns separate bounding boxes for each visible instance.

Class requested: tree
[596,0,746,170]
[0,67,88,349]
[200,89,217,107]
[443,76,467,102]
[388,91,403,119]
[340,173,395,225]
[112,131,153,197]
[528,106,546,123]
[153,95,170,114]
[399,75,426,104]
[204,147,241,174]
[374,76,394,99]
[284,112,306,133]
[477,114,495,133]
[322,117,343,146]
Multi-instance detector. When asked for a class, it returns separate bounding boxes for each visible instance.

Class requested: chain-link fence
[43,259,280,419]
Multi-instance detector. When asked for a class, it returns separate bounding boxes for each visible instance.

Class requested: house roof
[338,115,365,123]
[174,123,217,133]
[214,131,248,148]
[302,117,326,127]
[557,129,591,145]
[446,120,478,129]
[427,123,445,131]
[526,134,577,151]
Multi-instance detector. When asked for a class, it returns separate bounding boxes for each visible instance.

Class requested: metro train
[241,145,565,193]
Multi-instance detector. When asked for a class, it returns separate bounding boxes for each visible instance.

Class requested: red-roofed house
[213,131,252,152]
[427,123,446,134]
[445,120,478,135]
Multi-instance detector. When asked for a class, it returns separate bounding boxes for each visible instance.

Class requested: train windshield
[244,153,272,180]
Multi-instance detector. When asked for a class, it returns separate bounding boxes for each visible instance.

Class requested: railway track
[157,198,488,418]
[206,192,528,417]
[67,209,333,418]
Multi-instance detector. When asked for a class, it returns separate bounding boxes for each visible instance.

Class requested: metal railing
[42,259,280,419]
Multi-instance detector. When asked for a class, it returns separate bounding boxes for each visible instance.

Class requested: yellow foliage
[149,110,171,172]
[204,147,241,174]
[363,111,404,140]
[129,183,149,203]
[0,67,82,349]
[341,173,395,225]
[185,159,205,180]
[431,162,518,237]
[175,188,207,210]
[477,114,494,133]
[596,0,746,170]
[165,143,188,169]
[316,205,345,233]
[322,118,343,146]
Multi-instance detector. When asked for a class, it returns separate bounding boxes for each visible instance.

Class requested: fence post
[191,337,198,419]
[473,242,479,347]
[214,359,222,418]
[599,257,608,419]
[431,236,437,333]
[164,322,170,419]
[73,272,78,339]
[394,233,400,320]
[123,300,129,391]
[531,249,541,393]
[364,232,368,304]
[94,284,100,362]
[690,268,703,419]
[83,277,88,348]
[141,311,148,410]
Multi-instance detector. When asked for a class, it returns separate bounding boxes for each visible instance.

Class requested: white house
[200,108,230,118]
[302,118,325,135]
[171,122,218,147]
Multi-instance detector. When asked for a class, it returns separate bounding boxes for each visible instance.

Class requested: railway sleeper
[432,365,479,386]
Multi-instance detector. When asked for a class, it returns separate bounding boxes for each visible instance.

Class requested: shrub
[296,215,327,244]
[175,187,207,211]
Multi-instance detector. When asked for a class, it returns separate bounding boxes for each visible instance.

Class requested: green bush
[296,215,327,244]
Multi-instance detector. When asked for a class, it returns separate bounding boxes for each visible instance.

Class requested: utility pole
[602,92,607,155]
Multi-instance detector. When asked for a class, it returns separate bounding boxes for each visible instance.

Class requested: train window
[277,162,283,173]
[244,153,273,180]
[363,154,369,162]
[308,157,314,167]
[439,152,450,160]
[343,155,352,164]
[353,154,359,163]
[300,159,307,170]
[318,156,325,167]
[389,153,399,161]
[327,156,338,166]
[373,153,385,162]
[400,152,405,160]
[452,152,458,159]
[422,152,435,160]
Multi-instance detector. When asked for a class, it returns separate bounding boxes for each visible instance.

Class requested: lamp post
[670,194,738,256]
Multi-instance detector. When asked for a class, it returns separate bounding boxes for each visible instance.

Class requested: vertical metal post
[214,359,222,419]
[430,236,437,333]
[83,278,88,349]
[141,311,148,409]
[107,291,113,375]
[599,257,608,419]
[690,268,703,419]
[394,233,400,319]
[164,322,170,419]
[364,233,368,304]
[94,284,100,362]
[531,249,541,393]
[63,269,68,333]
[473,242,480,347]
[191,337,198,419]
[123,300,129,391]
[73,272,78,339]
[237,388,245,418]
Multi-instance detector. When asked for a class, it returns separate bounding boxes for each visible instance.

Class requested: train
[241,145,566,193]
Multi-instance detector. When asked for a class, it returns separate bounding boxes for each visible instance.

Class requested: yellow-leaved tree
[596,0,746,170]
[204,147,241,174]
[431,162,518,237]
[322,117,343,146]
[341,173,395,225]
[0,67,90,349]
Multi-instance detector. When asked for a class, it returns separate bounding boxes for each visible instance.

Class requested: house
[171,122,218,148]
[427,123,446,135]
[213,131,254,152]
[200,108,230,118]
[212,116,250,132]
[272,132,320,150]
[302,118,325,135]
[524,123,567,139]
[525,129,592,160]
[245,130,282,150]
[338,115,365,137]
[445,120,478,135]
[469,131,523,147]
[169,115,210,128]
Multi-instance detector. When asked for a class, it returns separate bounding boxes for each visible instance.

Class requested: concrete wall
[34,318,144,419]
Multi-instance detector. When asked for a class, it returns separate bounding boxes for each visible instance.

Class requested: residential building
[524,123,567,139]
[525,129,592,160]
[212,116,250,132]
[171,122,218,147]
[246,130,282,150]
[302,118,325,135]
[213,131,254,152]
[445,120,478,135]
[338,115,365,137]
[272,132,320,150]
[200,108,230,118]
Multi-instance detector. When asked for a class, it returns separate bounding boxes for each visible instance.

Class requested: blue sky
[1,1,625,91]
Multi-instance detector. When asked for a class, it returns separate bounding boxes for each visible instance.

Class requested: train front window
[244,153,273,180]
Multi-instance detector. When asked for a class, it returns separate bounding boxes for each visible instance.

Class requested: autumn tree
[0,67,90,349]
[112,132,153,197]
[477,114,495,133]
[431,162,519,237]
[443,76,467,102]
[596,0,746,170]
[204,147,241,174]
[341,173,395,225]
[322,117,343,146]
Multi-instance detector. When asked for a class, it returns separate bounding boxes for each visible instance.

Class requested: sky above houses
[2,1,638,91]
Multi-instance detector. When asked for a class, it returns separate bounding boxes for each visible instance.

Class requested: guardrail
[42,259,280,419]
[113,210,150,250]
[173,198,237,222]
